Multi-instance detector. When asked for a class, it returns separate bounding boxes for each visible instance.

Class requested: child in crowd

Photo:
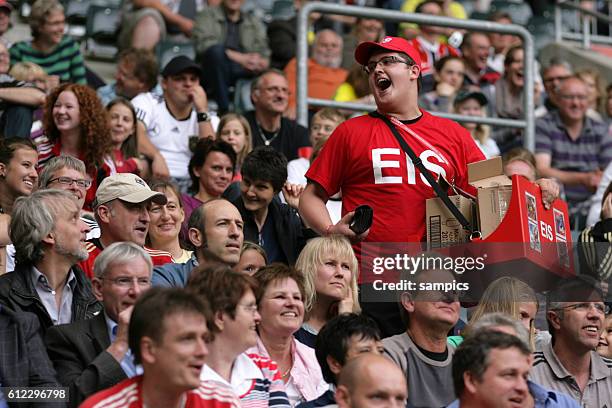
[597,313,612,359]
[9,61,49,142]
[453,89,500,159]
[217,112,252,180]
[287,108,344,186]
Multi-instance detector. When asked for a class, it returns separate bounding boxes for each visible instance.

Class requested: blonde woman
[449,276,539,349]
[294,235,360,348]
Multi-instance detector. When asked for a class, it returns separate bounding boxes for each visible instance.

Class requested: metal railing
[296,2,537,151]
[555,0,612,48]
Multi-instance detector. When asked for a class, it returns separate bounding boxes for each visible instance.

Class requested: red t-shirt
[78,239,174,279]
[408,37,460,78]
[306,110,484,258]
[113,149,140,175]
[80,375,240,408]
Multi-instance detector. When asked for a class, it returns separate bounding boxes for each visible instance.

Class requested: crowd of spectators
[0,0,611,407]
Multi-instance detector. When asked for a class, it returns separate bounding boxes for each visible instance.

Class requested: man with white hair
[46,242,154,407]
[284,29,348,119]
[0,190,100,333]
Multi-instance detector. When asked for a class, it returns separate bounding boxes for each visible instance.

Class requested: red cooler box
[427,157,573,283]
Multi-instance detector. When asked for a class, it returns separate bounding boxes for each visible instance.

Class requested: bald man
[152,199,244,287]
[335,354,407,408]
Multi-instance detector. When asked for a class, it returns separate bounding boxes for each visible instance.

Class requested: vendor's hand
[151,154,170,179]
[535,178,560,210]
[327,211,369,243]
[282,183,304,209]
[602,194,612,219]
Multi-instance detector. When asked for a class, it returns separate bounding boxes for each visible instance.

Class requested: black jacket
[0,307,63,407]
[45,313,127,407]
[0,263,101,336]
[232,196,317,265]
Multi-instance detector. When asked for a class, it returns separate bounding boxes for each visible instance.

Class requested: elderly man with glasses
[45,242,154,407]
[531,276,612,407]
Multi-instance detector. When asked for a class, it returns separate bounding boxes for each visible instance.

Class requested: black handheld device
[349,205,373,235]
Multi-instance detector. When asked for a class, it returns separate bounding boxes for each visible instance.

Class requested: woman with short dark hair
[187,265,290,407]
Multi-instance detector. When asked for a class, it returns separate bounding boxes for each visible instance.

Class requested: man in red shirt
[79,173,173,278]
[299,36,558,335]
[80,287,240,408]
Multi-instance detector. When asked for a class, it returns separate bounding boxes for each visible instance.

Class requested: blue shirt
[446,380,580,407]
[104,312,142,378]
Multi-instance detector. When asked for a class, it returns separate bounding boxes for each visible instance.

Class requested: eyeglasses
[363,56,412,75]
[238,303,258,314]
[543,75,570,84]
[552,302,609,314]
[101,277,151,288]
[259,86,289,95]
[558,94,588,101]
[48,177,92,188]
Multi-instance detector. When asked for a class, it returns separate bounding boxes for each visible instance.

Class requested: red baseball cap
[355,36,422,68]
[0,0,12,12]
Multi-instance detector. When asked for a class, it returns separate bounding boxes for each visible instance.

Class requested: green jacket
[192,6,270,58]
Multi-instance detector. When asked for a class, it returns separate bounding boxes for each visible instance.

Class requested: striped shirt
[578,219,612,280]
[535,111,612,214]
[80,375,240,408]
[202,353,291,408]
[531,340,612,407]
[9,36,86,84]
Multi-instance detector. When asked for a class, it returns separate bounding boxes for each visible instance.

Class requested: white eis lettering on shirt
[372,148,447,186]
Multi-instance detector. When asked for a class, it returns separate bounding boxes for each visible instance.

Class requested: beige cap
[94,173,167,207]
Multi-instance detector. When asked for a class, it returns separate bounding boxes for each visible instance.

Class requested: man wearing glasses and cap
[299,36,559,336]
[132,55,215,191]
[78,173,173,278]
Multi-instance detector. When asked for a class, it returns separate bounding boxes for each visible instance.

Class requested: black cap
[161,55,202,78]
[454,89,488,106]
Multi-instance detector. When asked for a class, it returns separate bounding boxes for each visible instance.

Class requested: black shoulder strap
[370,111,474,233]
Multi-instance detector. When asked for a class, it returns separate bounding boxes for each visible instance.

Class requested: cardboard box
[468,157,512,239]
[424,156,574,283]
[426,194,474,248]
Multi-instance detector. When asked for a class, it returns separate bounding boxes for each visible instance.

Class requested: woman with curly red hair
[34,83,115,210]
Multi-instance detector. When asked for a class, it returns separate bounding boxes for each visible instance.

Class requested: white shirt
[132,92,198,179]
[201,353,264,397]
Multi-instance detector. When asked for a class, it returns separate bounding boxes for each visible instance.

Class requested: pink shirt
[247,337,328,406]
